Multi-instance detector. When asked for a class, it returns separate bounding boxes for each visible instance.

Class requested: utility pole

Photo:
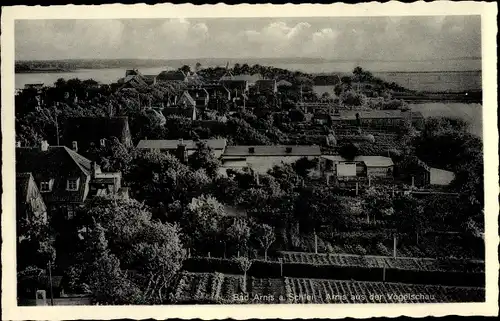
[53,106,60,146]
[48,261,54,306]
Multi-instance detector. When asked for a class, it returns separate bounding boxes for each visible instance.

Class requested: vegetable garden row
[170,272,485,304]
[182,256,485,287]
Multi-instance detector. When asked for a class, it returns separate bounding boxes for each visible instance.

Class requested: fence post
[208,252,211,258]
[383,266,386,282]
[314,229,318,254]
[393,235,397,258]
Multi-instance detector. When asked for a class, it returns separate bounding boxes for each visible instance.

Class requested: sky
[15,16,481,61]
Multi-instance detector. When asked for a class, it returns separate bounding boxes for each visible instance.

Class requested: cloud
[15,17,481,61]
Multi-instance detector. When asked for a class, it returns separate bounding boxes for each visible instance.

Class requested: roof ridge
[63,146,92,176]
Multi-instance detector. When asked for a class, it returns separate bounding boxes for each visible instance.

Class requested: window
[67,178,79,191]
[40,180,53,192]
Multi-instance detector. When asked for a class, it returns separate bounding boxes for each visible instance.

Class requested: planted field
[172,272,285,304]
[279,252,484,273]
[284,278,485,303]
[171,272,484,304]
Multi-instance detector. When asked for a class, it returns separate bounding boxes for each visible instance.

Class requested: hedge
[182,257,484,287]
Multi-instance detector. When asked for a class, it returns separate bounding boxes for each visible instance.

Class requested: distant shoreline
[15,66,482,75]
[16,68,75,74]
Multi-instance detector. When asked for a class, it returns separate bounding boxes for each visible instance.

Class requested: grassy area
[278,252,484,273]
[288,232,484,260]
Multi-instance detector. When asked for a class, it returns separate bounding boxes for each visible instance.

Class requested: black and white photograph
[1,2,498,319]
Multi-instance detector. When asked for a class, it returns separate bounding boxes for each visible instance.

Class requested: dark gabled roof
[62,117,131,149]
[179,91,196,106]
[223,145,321,157]
[16,146,94,203]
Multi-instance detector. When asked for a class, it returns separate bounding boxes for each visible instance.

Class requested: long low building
[136,139,228,158]
[220,145,322,174]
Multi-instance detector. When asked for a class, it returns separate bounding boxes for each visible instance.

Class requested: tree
[86,137,133,175]
[339,142,359,160]
[293,157,318,177]
[195,62,202,72]
[181,195,225,254]
[69,198,186,304]
[295,187,345,232]
[226,218,251,256]
[180,65,191,74]
[393,194,427,244]
[188,141,221,178]
[334,84,343,97]
[255,224,275,261]
[363,187,393,223]
[340,90,366,107]
[235,257,252,293]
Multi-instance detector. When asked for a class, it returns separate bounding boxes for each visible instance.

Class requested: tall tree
[255,224,276,261]
[235,257,252,293]
[188,141,221,178]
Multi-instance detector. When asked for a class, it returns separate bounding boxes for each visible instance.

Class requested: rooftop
[137,139,227,151]
[223,145,322,157]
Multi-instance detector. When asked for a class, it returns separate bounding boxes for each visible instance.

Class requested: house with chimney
[16,141,127,219]
[62,117,132,154]
[136,139,228,161]
[220,145,322,175]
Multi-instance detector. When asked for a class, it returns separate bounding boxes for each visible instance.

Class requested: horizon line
[16,56,482,63]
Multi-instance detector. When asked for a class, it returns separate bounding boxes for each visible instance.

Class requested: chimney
[41,140,49,152]
[176,139,188,163]
[72,141,78,152]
